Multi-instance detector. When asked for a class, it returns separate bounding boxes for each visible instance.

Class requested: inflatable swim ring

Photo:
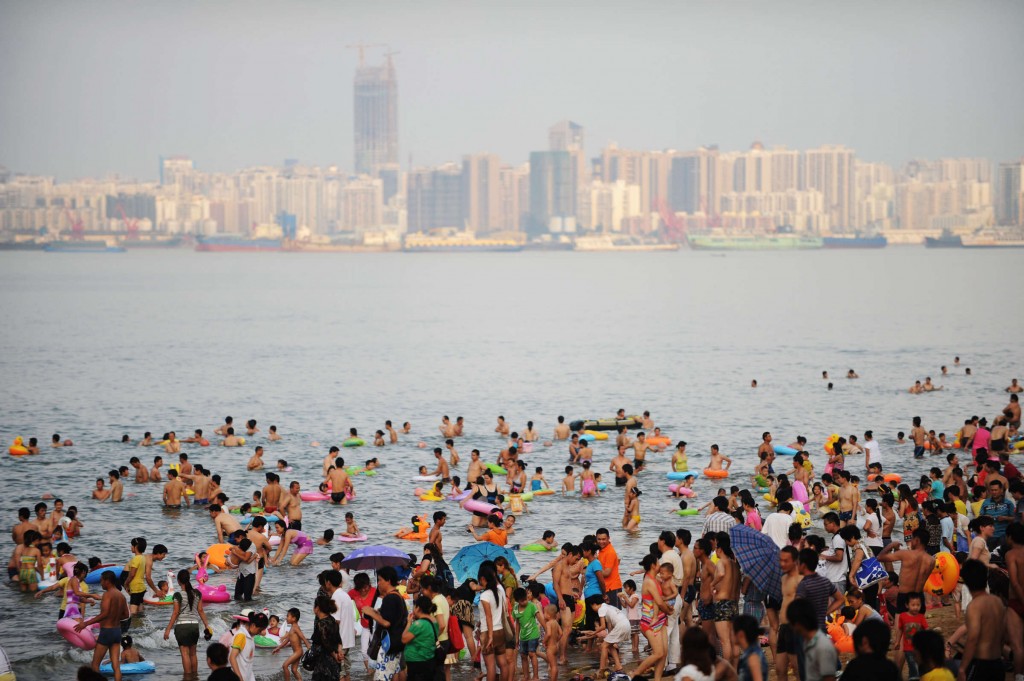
[754,475,769,488]
[411,475,440,482]
[57,617,96,650]
[485,463,507,475]
[8,437,29,456]
[773,445,799,457]
[676,509,699,516]
[666,472,700,481]
[647,436,671,447]
[823,434,839,454]
[238,438,245,446]
[199,439,210,446]
[1012,439,1024,451]
[882,474,902,484]
[254,634,280,648]
[100,661,156,675]
[337,534,367,543]
[448,490,473,502]
[144,593,175,606]
[343,438,365,448]
[703,468,728,479]
[521,543,558,552]
[582,431,609,441]
[299,491,331,502]
[85,565,124,585]
[792,480,809,503]
[419,493,444,502]
[231,507,263,515]
[521,492,533,502]
[668,484,695,497]
[462,498,502,516]
[396,515,429,542]
[925,551,959,596]
[206,544,233,570]
[197,583,231,603]
[754,486,770,495]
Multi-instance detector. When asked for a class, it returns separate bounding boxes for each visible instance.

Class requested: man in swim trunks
[163,470,189,507]
[466,450,484,490]
[767,546,802,680]
[959,558,1007,681]
[552,544,581,664]
[261,473,283,514]
[431,448,450,481]
[609,449,629,486]
[631,433,652,471]
[693,538,717,643]
[209,505,243,544]
[280,481,302,522]
[910,416,927,458]
[837,471,859,526]
[76,570,129,681]
[327,458,353,504]
[190,467,213,504]
[712,532,741,666]
[877,528,935,613]
[758,432,774,463]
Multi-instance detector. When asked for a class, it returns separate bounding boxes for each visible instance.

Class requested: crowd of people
[6,374,1024,681]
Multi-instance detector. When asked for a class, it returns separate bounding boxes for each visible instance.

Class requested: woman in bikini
[632,554,672,681]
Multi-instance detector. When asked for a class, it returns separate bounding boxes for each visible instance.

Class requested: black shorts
[684,585,698,604]
[257,558,265,570]
[615,476,627,487]
[7,567,17,580]
[633,458,645,470]
[965,659,1003,681]
[561,594,576,609]
[129,591,145,606]
[765,594,783,611]
[777,624,799,654]
[97,627,121,647]
[330,492,346,503]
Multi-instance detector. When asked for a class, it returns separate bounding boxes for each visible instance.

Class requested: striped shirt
[702,511,736,536]
[795,572,837,631]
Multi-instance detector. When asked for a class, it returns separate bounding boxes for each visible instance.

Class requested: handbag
[300,646,319,672]
[499,594,514,643]
[854,543,888,589]
[367,624,385,661]
[447,614,465,652]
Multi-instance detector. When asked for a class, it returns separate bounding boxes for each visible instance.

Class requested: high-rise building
[669,147,719,216]
[462,154,501,233]
[498,163,529,232]
[342,177,384,232]
[353,54,398,177]
[529,151,575,234]
[997,160,1024,226]
[804,145,855,229]
[407,164,462,231]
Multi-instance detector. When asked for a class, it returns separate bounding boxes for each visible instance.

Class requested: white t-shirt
[332,588,357,649]
[479,589,504,631]
[598,603,630,630]
[230,628,256,681]
[675,663,715,681]
[762,512,792,549]
[659,548,684,586]
[863,439,881,465]
[856,513,883,549]
[816,533,847,583]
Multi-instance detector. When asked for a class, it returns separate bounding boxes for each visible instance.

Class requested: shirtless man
[438,416,455,438]
[51,434,64,448]
[495,415,510,436]
[129,457,149,483]
[712,532,741,666]
[770,546,803,681]
[693,538,718,645]
[609,449,629,487]
[385,420,398,444]
[214,416,233,437]
[12,508,33,546]
[163,470,190,507]
[326,459,353,504]
[676,529,697,621]
[247,446,264,471]
[876,528,936,613]
[631,433,653,471]
[138,432,154,447]
[244,517,273,593]
[109,471,124,503]
[758,432,774,462]
[614,427,632,450]
[150,456,163,482]
[641,411,654,430]
[182,429,205,444]
[209,505,243,544]
[76,571,130,681]
[428,512,447,554]
[958,558,1006,681]
[430,448,450,481]
[445,439,460,467]
[31,503,52,540]
[708,444,732,472]
[466,450,484,490]
[568,435,581,463]
[552,545,581,664]
[553,416,570,440]
[1005,394,1022,428]
[163,432,181,455]
[178,453,194,477]
[190,467,213,504]
[578,440,593,464]
[279,481,302,522]
[261,473,284,514]
[92,479,111,501]
[836,471,859,526]
[910,416,927,459]
[322,446,341,477]
[221,428,242,447]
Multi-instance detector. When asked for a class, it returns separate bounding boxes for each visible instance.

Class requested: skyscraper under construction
[353,49,398,177]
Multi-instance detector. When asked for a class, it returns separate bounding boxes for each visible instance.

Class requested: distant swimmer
[641,411,654,429]
[92,478,111,501]
[51,434,63,448]
[707,444,732,472]
[847,369,859,379]
[495,415,510,436]
[922,377,943,392]
[385,420,398,443]
[954,356,960,366]
[1007,379,1023,394]
[553,416,570,441]
[129,457,149,483]
[750,379,758,388]
[788,436,807,452]
[163,470,190,507]
[268,425,281,441]
[439,416,455,438]
[828,382,833,390]
[941,365,948,376]
[965,367,972,375]
[1004,394,1021,428]
[402,421,411,434]
[214,416,233,436]
[909,380,924,394]
[373,431,385,447]
[108,471,124,502]
[26,438,39,455]
[164,432,181,454]
[121,434,130,443]
[181,429,205,444]
[822,371,829,380]
[247,446,265,471]
[454,416,465,436]
[522,421,539,442]
[246,419,259,436]
[150,456,163,482]
[431,448,450,481]
[138,432,153,447]
[445,439,460,466]
[178,453,194,477]
[326,458,353,504]
[220,428,242,447]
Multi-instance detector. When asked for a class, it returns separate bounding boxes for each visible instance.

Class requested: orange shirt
[597,544,622,591]
[482,529,508,546]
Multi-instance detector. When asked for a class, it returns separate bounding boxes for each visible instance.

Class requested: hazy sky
[2,1,1022,181]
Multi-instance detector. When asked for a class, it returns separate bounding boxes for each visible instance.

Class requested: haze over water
[1,248,1023,680]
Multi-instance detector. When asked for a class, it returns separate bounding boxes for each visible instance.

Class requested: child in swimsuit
[195,552,210,584]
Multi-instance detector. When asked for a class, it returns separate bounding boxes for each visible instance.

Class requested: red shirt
[1003,461,1020,481]
[897,612,927,651]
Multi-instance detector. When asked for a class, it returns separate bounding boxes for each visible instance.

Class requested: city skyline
[2,1,1023,181]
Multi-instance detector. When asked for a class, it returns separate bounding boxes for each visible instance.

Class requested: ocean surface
[1,248,1022,681]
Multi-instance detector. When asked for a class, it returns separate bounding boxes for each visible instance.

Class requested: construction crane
[700,197,722,229]
[656,199,687,244]
[345,42,387,67]
[63,207,85,240]
[117,203,140,238]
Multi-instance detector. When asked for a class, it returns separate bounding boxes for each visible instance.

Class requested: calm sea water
[1,248,1022,681]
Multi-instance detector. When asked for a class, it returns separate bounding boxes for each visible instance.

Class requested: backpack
[447,614,465,651]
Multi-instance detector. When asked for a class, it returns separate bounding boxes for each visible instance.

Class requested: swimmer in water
[529,467,550,491]
[164,432,181,454]
[445,439,460,467]
[276,459,290,472]
[454,416,465,437]
[51,434,63,448]
[896,431,906,444]
[92,478,111,501]
[402,421,411,434]
[150,456,163,482]
[553,416,570,441]
[246,419,259,436]
[385,420,398,443]
[221,428,242,447]
[561,466,576,495]
[495,415,510,436]
[623,488,641,533]
[373,431,385,447]
[108,471,124,502]
[268,425,281,441]
[751,379,758,388]
[27,438,40,455]
[214,416,233,436]
[138,432,154,447]
[822,370,829,380]
[342,512,360,538]
[182,429,205,444]
[129,457,149,483]
[847,369,859,378]
[121,434,130,444]
[438,415,455,438]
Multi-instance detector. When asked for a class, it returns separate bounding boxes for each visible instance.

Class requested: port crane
[117,203,140,238]
[63,207,85,240]
[656,199,687,243]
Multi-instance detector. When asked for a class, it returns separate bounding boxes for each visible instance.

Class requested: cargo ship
[282,238,398,253]
[0,239,45,251]
[961,235,1024,249]
[43,239,125,253]
[687,233,823,251]
[195,235,282,252]
[822,235,888,248]
[120,236,184,249]
[923,230,963,248]
[574,234,679,252]
[403,232,522,253]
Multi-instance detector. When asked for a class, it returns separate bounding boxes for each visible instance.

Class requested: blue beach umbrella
[728,523,782,603]
[340,545,413,571]
[450,542,520,583]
